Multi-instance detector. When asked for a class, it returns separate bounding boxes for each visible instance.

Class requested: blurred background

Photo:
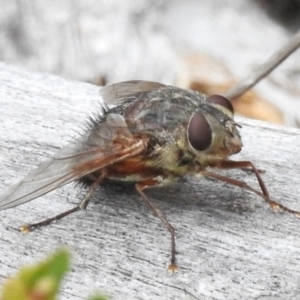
[1,0,300,127]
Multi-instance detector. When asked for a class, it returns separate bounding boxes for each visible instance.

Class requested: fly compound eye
[206,95,234,115]
[187,112,212,151]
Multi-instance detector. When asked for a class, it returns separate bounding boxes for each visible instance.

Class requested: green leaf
[88,295,109,300]
[1,248,70,300]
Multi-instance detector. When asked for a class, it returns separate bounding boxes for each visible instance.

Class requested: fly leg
[215,160,270,198]
[20,172,106,233]
[135,179,178,272]
[203,164,300,216]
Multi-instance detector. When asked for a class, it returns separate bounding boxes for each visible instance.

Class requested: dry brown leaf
[178,53,284,124]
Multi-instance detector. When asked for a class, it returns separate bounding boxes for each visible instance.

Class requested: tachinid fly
[1,80,299,271]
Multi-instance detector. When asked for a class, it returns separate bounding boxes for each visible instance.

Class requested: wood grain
[1,63,300,300]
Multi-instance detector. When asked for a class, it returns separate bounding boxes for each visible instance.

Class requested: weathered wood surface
[1,63,300,300]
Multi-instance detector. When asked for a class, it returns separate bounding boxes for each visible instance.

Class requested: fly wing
[0,113,146,210]
[100,80,166,105]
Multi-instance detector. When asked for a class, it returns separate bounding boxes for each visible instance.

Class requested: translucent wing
[0,113,146,210]
[100,80,166,105]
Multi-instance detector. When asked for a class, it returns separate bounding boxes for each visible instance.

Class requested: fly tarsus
[203,169,300,217]
[20,206,81,233]
[20,173,106,233]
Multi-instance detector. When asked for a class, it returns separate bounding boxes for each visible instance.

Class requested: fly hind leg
[20,172,106,233]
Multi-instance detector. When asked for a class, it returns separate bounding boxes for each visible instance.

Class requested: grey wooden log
[1,62,300,300]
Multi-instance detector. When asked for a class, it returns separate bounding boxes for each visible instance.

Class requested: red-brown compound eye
[206,95,234,114]
[187,112,212,151]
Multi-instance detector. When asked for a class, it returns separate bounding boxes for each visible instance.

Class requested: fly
[1,80,299,272]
